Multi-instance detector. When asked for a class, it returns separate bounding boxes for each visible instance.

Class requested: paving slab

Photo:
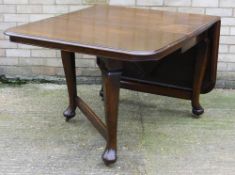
[0,83,234,175]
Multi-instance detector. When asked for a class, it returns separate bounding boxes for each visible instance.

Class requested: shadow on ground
[0,83,234,175]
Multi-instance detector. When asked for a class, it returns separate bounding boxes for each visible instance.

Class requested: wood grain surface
[5,5,220,61]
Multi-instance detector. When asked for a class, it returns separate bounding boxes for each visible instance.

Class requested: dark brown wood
[4,5,221,165]
[100,58,122,165]
[61,51,77,121]
[120,80,192,100]
[201,21,221,93]
[76,96,107,140]
[5,5,220,62]
[191,39,209,116]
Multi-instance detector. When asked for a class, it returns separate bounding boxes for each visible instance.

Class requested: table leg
[99,58,122,165]
[61,51,77,121]
[192,39,209,117]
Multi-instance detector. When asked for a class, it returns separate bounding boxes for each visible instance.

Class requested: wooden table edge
[4,17,219,62]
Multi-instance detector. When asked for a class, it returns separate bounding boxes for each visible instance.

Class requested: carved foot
[192,106,204,118]
[102,148,117,165]
[63,106,76,121]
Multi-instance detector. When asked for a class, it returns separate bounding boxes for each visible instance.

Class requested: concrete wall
[0,0,235,87]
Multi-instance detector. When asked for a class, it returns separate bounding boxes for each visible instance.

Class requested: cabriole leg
[61,51,77,121]
[99,58,122,165]
[192,39,209,117]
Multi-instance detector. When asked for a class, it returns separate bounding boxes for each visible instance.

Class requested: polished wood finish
[100,58,122,164]
[120,80,192,100]
[202,21,221,93]
[61,51,77,121]
[76,96,107,140]
[5,5,219,61]
[62,52,108,139]
[5,5,221,165]
[191,39,209,116]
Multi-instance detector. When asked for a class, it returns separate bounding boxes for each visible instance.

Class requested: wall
[0,0,235,87]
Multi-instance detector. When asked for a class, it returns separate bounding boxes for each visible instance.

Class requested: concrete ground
[0,83,234,175]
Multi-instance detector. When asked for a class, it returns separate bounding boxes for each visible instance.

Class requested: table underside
[121,41,209,95]
[114,21,220,97]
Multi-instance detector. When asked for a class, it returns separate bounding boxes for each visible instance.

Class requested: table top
[5,5,220,61]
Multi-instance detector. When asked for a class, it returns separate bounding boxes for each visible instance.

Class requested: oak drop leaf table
[5,5,220,165]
